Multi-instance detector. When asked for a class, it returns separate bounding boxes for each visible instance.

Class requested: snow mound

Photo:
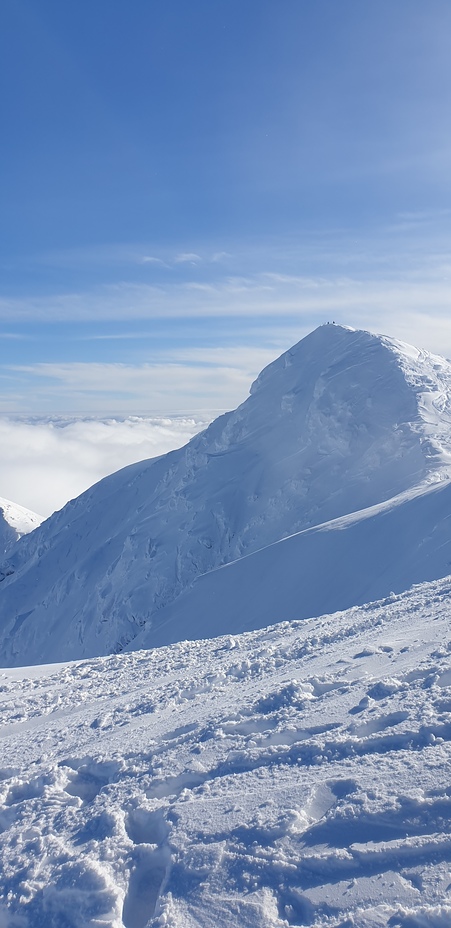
[0,496,43,556]
[2,323,451,665]
[1,574,451,926]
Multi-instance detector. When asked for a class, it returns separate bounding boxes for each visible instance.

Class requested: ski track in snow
[2,576,451,927]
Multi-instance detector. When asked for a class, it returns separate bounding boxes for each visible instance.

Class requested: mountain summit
[2,324,451,666]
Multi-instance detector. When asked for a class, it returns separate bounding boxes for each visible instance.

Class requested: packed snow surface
[3,323,451,665]
[0,497,43,556]
[2,576,451,927]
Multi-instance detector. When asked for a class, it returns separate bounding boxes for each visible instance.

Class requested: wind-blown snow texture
[0,497,42,557]
[2,323,451,665]
[2,576,451,927]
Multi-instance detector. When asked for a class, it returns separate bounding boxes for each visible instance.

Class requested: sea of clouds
[0,415,212,518]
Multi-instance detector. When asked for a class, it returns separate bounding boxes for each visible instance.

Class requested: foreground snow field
[2,576,451,927]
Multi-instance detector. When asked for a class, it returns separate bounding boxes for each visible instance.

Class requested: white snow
[1,575,451,926]
[0,497,43,557]
[136,477,451,648]
[3,323,451,925]
[2,324,451,665]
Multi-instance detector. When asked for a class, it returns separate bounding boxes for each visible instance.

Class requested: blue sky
[2,0,451,413]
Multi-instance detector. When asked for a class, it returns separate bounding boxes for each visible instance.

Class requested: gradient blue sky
[2,0,451,413]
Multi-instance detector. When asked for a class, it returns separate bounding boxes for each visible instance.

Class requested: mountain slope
[2,323,451,665]
[0,496,43,556]
[137,478,451,649]
[2,574,451,926]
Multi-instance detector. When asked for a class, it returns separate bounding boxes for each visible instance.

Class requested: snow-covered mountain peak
[251,322,448,411]
[0,496,43,556]
[249,321,451,470]
[2,324,451,665]
[208,322,444,493]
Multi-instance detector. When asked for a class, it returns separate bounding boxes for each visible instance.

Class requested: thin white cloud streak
[2,271,451,326]
[164,346,276,369]
[211,251,232,262]
[17,243,234,271]
[174,253,202,264]
[6,359,258,415]
[395,209,451,222]
[140,256,170,267]
[0,416,210,518]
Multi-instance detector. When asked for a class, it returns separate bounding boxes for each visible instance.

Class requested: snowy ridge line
[195,476,451,579]
[135,477,451,650]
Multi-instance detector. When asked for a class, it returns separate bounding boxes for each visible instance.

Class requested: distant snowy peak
[3,323,451,665]
[0,497,43,555]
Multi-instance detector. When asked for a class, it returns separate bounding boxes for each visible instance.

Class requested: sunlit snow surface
[4,324,451,665]
[0,497,42,557]
[2,577,451,927]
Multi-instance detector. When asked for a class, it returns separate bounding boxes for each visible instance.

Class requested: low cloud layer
[0,415,211,518]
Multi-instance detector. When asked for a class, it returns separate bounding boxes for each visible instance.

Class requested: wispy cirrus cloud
[5,347,267,415]
[211,251,232,262]
[174,252,202,264]
[140,255,170,267]
[2,270,451,332]
[5,243,232,273]
[395,208,451,223]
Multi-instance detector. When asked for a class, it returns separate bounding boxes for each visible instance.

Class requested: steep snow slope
[0,496,43,556]
[131,478,451,648]
[2,576,451,927]
[2,323,451,665]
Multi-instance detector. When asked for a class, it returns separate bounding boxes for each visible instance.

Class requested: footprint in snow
[61,758,122,803]
[122,808,171,928]
[122,845,171,928]
[125,807,169,846]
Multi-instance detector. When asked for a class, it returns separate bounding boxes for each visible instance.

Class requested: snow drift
[2,323,451,665]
